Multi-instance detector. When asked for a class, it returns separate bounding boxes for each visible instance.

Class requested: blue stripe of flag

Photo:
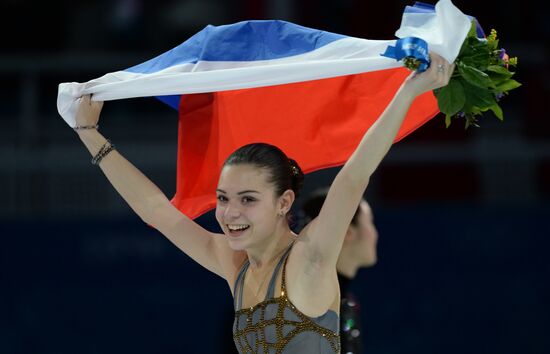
[125,20,345,74]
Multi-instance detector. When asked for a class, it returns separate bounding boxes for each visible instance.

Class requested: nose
[223,203,241,219]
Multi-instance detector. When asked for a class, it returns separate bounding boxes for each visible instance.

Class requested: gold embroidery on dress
[233,254,340,353]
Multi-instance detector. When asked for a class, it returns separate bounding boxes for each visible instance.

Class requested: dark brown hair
[224,143,304,198]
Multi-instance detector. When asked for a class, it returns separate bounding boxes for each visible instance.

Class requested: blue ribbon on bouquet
[381,1,487,73]
[381,37,430,72]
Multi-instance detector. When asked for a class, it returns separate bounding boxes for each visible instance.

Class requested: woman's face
[215,164,280,250]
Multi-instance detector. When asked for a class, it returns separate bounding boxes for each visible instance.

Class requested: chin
[225,236,248,251]
[228,243,247,252]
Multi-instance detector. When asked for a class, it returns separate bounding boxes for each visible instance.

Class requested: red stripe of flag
[172,67,439,218]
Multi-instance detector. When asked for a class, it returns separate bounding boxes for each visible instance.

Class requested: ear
[278,189,296,214]
[344,225,357,244]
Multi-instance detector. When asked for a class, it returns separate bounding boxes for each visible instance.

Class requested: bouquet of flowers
[384,9,520,129]
[431,21,520,128]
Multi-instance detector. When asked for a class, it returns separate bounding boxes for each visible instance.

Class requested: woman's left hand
[74,94,103,129]
[403,52,455,98]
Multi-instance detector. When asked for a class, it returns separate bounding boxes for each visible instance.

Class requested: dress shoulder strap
[279,247,292,296]
[233,259,250,310]
[264,242,294,300]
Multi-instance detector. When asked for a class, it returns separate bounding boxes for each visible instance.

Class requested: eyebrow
[216,189,260,195]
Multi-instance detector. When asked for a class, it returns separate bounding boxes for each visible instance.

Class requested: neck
[336,245,360,278]
[247,222,294,269]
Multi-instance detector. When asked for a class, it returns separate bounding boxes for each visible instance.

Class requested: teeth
[227,224,249,231]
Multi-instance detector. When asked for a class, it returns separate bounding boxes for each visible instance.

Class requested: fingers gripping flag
[57,0,471,219]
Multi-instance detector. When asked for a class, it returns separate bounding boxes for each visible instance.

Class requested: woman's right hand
[74,94,104,128]
[402,52,455,99]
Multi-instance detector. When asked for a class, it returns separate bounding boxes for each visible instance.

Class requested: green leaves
[435,20,520,128]
[458,62,495,89]
[462,79,496,110]
[495,79,521,92]
[437,79,465,116]
[461,39,490,61]
[487,65,514,84]
[489,104,503,121]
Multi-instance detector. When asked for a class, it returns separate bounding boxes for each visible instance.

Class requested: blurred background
[1,0,548,353]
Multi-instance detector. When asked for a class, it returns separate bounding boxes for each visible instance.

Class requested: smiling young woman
[71,52,454,353]
[215,144,302,254]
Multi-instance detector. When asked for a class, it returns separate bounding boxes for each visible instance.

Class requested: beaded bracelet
[73,124,99,131]
[91,140,116,165]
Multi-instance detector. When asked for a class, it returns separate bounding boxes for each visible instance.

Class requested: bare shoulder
[210,235,248,293]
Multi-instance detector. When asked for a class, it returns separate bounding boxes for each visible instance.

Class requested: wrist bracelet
[74,124,99,131]
[92,140,116,165]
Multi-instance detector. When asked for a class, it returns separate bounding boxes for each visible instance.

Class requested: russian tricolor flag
[57,0,471,219]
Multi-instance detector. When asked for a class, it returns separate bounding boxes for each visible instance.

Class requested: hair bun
[288,158,304,198]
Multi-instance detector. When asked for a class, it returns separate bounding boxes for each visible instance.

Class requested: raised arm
[73,95,237,278]
[300,53,455,267]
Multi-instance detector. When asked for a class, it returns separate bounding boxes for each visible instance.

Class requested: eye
[217,195,228,203]
[241,196,256,204]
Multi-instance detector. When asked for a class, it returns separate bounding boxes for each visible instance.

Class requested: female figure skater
[71,53,453,353]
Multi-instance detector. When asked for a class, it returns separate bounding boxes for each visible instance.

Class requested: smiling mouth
[226,224,250,234]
